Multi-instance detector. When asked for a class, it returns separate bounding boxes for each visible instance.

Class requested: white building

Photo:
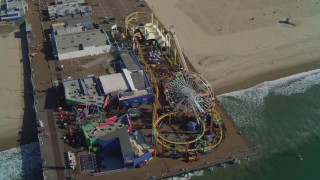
[46,0,92,21]
[51,23,112,60]
[0,0,27,21]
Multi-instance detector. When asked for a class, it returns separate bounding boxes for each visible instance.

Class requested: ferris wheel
[164,71,215,118]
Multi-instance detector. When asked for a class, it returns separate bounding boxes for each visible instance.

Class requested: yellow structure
[125,12,224,154]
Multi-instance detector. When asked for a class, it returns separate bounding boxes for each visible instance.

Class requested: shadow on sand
[19,23,43,179]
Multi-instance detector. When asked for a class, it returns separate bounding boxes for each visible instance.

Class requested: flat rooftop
[85,121,125,139]
[60,0,85,4]
[54,25,83,36]
[47,2,92,17]
[120,53,141,71]
[67,18,94,27]
[99,73,129,94]
[130,71,145,90]
[99,70,150,98]
[55,29,108,54]
[63,76,105,106]
[6,0,24,12]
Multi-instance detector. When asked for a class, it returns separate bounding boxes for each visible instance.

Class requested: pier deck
[24,0,254,179]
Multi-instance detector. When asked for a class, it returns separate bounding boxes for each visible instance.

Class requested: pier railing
[92,167,129,176]
[155,151,255,180]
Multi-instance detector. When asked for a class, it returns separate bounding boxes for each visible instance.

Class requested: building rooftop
[47,1,92,18]
[99,73,129,95]
[99,127,134,159]
[99,70,150,98]
[54,25,83,35]
[55,29,108,54]
[97,51,153,99]
[26,23,32,32]
[120,90,148,100]
[67,18,94,27]
[63,76,105,107]
[85,121,125,139]
[120,53,142,71]
[130,71,145,90]
[6,0,24,12]
[60,0,85,4]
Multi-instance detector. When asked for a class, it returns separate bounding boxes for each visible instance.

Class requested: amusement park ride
[58,104,103,125]
[125,12,224,157]
[57,12,224,166]
[72,104,103,125]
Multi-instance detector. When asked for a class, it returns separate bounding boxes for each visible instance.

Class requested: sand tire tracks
[222,0,241,36]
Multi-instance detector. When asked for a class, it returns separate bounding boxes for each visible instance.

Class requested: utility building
[98,52,154,109]
[51,22,111,60]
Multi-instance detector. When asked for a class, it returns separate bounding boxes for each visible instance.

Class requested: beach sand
[0,29,24,151]
[146,0,320,94]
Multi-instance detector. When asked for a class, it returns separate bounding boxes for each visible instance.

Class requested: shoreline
[1,0,319,153]
[145,0,320,96]
[215,59,320,95]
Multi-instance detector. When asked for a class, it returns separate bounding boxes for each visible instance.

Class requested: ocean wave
[217,68,320,128]
[0,142,42,179]
[168,170,204,180]
[216,68,320,159]
[219,68,320,101]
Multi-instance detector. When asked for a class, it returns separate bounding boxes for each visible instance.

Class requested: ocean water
[191,69,320,180]
[0,142,42,179]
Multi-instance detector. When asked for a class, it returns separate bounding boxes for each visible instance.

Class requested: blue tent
[186,121,197,131]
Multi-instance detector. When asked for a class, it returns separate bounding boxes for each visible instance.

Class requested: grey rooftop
[121,53,141,71]
[99,127,134,159]
[63,76,105,107]
[86,122,126,139]
[55,29,108,54]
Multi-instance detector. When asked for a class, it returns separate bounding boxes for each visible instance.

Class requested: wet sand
[146,0,320,94]
[0,29,24,151]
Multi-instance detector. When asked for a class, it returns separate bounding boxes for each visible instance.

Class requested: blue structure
[133,151,152,168]
[98,127,135,168]
[186,121,197,131]
[98,51,154,109]
[97,127,153,169]
[118,51,154,108]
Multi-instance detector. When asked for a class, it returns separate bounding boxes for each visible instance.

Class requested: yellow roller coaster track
[153,111,206,145]
[156,125,223,153]
[125,12,224,153]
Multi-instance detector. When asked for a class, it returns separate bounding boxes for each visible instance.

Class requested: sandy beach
[146,0,320,94]
[0,29,24,151]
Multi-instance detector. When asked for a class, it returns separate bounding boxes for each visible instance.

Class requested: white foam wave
[219,68,320,102]
[216,68,320,159]
[217,69,320,128]
[168,170,204,180]
[0,142,42,179]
